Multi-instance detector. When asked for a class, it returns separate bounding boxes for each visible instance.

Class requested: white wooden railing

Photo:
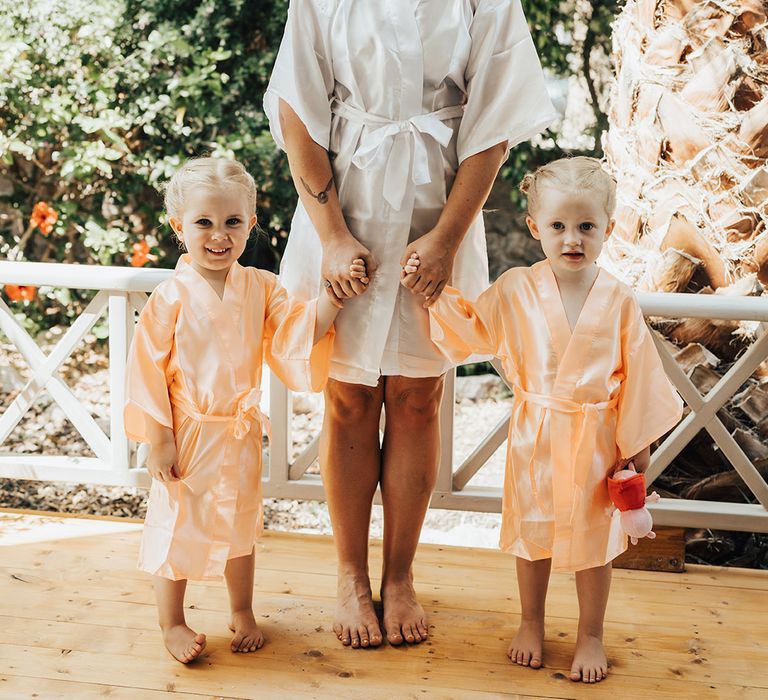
[1,261,768,533]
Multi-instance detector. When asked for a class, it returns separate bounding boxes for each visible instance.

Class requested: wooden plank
[0,676,217,700]
[2,642,762,700]
[2,606,765,687]
[613,526,686,571]
[3,513,766,588]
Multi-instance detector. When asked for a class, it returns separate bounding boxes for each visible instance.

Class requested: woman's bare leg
[379,374,444,645]
[508,557,551,668]
[225,550,264,652]
[571,563,611,683]
[321,378,385,648]
[153,576,206,663]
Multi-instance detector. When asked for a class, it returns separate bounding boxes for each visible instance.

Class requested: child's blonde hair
[163,157,258,220]
[520,156,616,218]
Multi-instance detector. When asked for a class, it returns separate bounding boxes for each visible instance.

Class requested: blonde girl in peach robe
[402,157,682,683]
[124,158,354,664]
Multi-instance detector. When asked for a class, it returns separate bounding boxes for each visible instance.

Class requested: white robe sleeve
[264,0,335,151]
[457,0,558,163]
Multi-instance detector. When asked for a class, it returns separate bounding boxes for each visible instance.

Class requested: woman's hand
[400,229,457,307]
[323,232,377,299]
[146,439,180,483]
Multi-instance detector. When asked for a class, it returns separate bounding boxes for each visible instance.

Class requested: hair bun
[519,173,535,196]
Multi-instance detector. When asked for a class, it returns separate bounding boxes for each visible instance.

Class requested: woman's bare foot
[333,572,383,648]
[229,609,264,653]
[161,624,206,664]
[381,576,428,645]
[570,633,608,683]
[507,619,544,668]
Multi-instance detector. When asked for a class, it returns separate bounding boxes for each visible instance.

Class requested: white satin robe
[429,261,684,571]
[124,255,334,580]
[265,0,557,386]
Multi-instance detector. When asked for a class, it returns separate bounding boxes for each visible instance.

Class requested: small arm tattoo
[301,175,335,204]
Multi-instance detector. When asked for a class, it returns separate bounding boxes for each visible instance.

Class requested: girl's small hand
[628,446,651,474]
[402,253,420,276]
[350,258,369,285]
[147,440,180,483]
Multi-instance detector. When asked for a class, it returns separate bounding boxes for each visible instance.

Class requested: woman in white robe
[265,0,557,649]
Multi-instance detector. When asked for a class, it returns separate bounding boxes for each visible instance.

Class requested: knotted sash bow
[331,99,464,211]
[513,387,619,524]
[169,388,271,493]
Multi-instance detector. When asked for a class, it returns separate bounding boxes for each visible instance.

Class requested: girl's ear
[249,214,258,230]
[526,215,541,240]
[605,218,616,240]
[169,216,183,238]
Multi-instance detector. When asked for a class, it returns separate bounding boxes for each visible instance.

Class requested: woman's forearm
[279,99,350,245]
[433,141,508,250]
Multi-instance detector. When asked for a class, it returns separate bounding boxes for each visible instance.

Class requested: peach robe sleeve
[428,284,506,363]
[615,297,684,458]
[262,275,335,393]
[124,290,178,443]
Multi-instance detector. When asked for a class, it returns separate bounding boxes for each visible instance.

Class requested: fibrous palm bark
[602,0,768,325]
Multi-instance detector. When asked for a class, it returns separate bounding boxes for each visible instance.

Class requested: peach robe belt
[170,388,271,493]
[331,97,465,211]
[513,387,619,525]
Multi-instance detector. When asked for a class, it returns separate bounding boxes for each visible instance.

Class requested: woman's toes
[357,626,369,647]
[367,626,382,646]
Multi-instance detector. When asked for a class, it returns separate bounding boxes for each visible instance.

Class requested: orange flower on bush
[4,285,37,302]
[30,201,58,235]
[130,239,157,267]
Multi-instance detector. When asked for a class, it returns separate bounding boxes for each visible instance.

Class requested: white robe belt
[331,98,464,211]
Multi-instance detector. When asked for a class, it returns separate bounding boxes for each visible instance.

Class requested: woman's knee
[384,376,445,425]
[324,379,383,425]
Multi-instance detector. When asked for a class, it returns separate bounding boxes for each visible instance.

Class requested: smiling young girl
[402,157,682,682]
[124,157,359,664]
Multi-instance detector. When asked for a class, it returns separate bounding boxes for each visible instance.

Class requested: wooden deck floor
[1,511,766,700]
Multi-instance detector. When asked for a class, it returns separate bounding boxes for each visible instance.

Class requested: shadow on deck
[1,511,766,699]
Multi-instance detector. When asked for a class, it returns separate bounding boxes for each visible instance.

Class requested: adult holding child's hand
[265,0,557,651]
[399,229,455,307]
[322,232,375,299]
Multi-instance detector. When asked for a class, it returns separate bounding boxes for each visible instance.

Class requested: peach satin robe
[124,255,334,580]
[429,261,683,571]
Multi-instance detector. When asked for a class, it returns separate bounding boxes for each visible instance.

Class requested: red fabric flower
[4,285,37,302]
[30,201,58,235]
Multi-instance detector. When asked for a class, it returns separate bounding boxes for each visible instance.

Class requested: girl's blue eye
[580,222,595,231]
[196,218,211,226]
[226,218,242,226]
[552,222,564,230]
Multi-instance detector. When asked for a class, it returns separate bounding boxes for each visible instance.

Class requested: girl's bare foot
[381,577,428,645]
[161,624,206,664]
[570,633,608,683]
[333,572,383,648]
[507,619,544,668]
[229,609,264,653]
